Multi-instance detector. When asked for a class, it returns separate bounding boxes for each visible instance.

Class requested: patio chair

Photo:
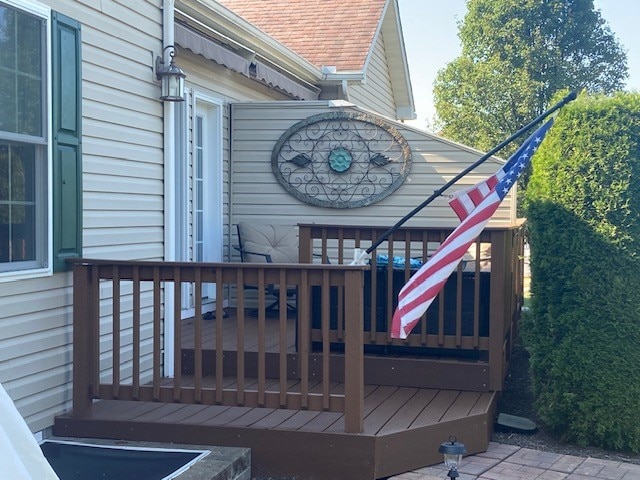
[235,222,299,313]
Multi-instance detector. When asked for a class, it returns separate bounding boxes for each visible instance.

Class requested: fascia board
[380,0,416,116]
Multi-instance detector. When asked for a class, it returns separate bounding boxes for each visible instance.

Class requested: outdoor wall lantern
[439,436,466,479]
[155,45,186,102]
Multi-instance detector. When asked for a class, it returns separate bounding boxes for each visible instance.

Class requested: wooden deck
[57,224,523,479]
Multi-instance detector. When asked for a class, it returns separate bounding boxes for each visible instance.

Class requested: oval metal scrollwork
[271,111,412,208]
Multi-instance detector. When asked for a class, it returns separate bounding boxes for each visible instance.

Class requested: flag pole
[363,91,577,256]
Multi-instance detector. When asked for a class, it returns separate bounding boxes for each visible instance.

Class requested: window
[0,0,48,273]
[0,0,81,278]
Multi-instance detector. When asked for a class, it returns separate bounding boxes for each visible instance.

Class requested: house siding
[348,34,397,119]
[0,0,164,432]
[229,102,516,246]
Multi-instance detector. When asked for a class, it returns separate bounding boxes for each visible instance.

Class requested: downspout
[228,103,234,262]
[163,0,176,377]
[341,79,350,101]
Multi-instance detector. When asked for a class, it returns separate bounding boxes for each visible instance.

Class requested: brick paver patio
[390,442,640,480]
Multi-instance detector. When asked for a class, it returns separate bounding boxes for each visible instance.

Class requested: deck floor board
[224,408,275,427]
[364,387,419,435]
[441,391,483,422]
[250,409,298,429]
[469,392,494,415]
[296,411,344,432]
[410,389,461,428]
[377,388,439,435]
[132,403,192,422]
[154,404,212,423]
[275,410,323,431]
[176,405,235,425]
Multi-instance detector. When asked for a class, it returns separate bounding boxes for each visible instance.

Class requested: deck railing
[71,260,366,433]
[299,223,525,390]
[70,223,523,434]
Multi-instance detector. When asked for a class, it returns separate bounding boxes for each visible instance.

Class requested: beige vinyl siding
[229,102,516,244]
[0,0,163,432]
[348,35,397,119]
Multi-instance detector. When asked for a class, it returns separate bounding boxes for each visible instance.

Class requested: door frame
[192,94,224,310]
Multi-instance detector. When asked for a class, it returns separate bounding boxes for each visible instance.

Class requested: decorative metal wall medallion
[271,111,412,208]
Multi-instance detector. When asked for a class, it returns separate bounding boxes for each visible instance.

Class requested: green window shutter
[52,12,82,272]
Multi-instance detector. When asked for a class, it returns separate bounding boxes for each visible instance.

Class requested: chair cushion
[238,223,299,263]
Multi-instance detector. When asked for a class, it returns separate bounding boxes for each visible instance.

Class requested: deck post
[344,268,364,433]
[298,225,312,262]
[488,231,507,391]
[72,262,98,417]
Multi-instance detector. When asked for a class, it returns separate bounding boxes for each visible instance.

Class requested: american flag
[390,119,554,339]
[448,126,547,220]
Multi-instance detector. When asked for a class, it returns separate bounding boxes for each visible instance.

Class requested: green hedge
[524,92,640,451]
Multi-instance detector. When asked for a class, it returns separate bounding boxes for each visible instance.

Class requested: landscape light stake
[439,436,466,479]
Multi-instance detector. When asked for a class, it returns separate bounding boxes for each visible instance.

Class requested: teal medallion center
[328,147,352,172]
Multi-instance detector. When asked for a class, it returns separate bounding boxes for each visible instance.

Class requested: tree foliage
[433,0,628,155]
[524,92,640,451]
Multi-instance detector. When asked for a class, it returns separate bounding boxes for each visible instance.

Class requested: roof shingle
[217,0,387,71]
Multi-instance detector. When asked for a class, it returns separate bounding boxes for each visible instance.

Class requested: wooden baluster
[438,231,446,346]
[152,267,161,400]
[369,231,378,343]
[279,269,288,408]
[337,228,344,341]
[91,266,100,396]
[455,262,463,347]
[112,265,120,399]
[194,267,203,403]
[215,267,224,404]
[257,268,266,407]
[299,270,309,410]
[173,266,182,402]
[473,241,481,348]
[132,267,140,400]
[321,228,328,265]
[322,269,330,410]
[421,231,429,345]
[236,268,245,406]
[386,234,395,341]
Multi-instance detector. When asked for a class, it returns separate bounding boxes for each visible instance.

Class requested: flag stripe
[391,119,554,339]
[394,195,501,336]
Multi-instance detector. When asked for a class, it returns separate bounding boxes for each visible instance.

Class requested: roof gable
[217,0,386,72]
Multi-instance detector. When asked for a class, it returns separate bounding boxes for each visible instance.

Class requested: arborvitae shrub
[524,92,640,451]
